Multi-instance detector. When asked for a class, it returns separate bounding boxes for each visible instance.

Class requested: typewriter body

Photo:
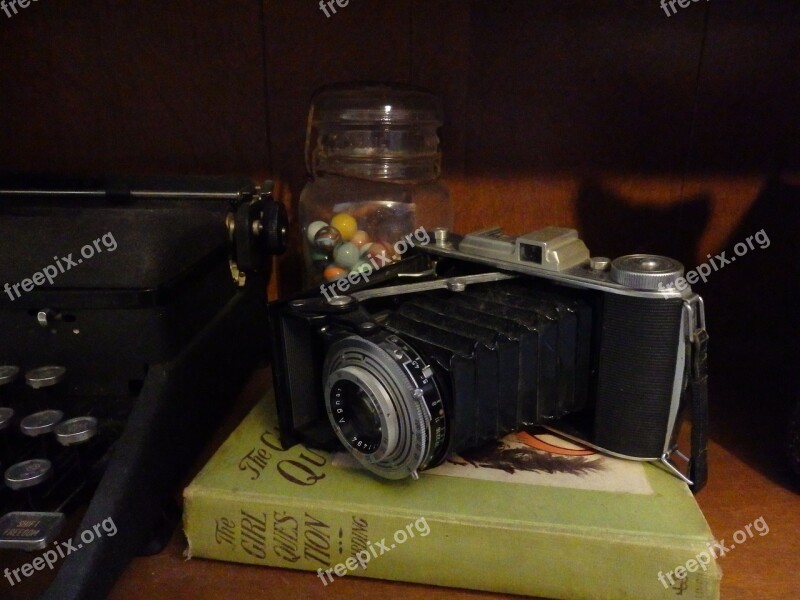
[0,177,286,600]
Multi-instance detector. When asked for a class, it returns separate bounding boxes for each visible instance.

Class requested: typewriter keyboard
[0,365,121,552]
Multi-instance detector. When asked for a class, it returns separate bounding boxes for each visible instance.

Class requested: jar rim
[309,82,443,127]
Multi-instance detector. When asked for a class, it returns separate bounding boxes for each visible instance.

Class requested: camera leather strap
[688,329,709,492]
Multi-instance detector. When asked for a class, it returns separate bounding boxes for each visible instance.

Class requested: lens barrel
[323,334,446,479]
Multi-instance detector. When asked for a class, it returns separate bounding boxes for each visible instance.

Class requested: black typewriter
[0,177,287,600]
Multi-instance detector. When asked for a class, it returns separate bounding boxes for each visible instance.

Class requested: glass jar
[299,83,453,288]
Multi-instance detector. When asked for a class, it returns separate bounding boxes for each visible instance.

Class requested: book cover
[183,394,721,599]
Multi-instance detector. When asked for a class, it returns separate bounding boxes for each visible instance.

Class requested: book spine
[183,489,720,600]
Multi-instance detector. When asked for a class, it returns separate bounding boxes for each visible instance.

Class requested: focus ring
[323,334,444,480]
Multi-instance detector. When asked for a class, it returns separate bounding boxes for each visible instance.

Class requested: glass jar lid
[309,83,443,125]
[306,83,443,182]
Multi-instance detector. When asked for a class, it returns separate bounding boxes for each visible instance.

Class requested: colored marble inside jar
[323,265,348,281]
[334,242,361,269]
[306,220,328,244]
[330,213,358,242]
[314,226,342,253]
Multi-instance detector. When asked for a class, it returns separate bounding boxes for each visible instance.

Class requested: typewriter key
[25,366,67,411]
[0,511,65,551]
[0,407,13,465]
[24,366,66,390]
[4,459,54,512]
[0,366,19,407]
[20,409,64,437]
[0,365,19,386]
[4,458,53,490]
[55,416,98,476]
[0,406,13,431]
[55,416,98,446]
[21,409,64,457]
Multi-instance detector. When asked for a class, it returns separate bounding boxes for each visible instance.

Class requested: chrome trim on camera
[660,449,695,487]
[459,227,591,272]
[351,272,516,302]
[657,293,708,487]
[421,230,686,299]
[662,306,689,458]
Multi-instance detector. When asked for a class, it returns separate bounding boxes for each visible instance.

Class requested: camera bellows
[381,281,594,459]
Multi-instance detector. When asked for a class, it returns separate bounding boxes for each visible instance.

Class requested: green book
[183,394,721,599]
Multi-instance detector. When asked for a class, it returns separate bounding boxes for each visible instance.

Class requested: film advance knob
[610,254,684,291]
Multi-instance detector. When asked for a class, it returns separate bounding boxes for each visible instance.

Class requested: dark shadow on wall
[575,181,711,269]
[696,176,800,491]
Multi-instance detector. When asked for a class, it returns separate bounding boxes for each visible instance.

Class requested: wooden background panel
[416,1,795,268]
[410,0,472,176]
[690,1,800,171]
[0,0,62,171]
[0,0,269,177]
[264,0,413,194]
[462,0,708,175]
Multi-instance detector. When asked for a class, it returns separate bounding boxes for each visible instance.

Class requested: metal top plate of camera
[424,227,688,299]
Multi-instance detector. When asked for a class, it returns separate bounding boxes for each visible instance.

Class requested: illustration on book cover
[333,428,654,495]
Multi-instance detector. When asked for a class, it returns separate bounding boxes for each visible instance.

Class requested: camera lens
[324,335,447,479]
[330,379,383,454]
[326,363,401,462]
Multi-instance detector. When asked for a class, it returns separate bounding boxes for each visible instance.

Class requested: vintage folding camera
[271,227,709,491]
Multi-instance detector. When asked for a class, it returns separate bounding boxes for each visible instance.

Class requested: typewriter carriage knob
[228,181,289,286]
